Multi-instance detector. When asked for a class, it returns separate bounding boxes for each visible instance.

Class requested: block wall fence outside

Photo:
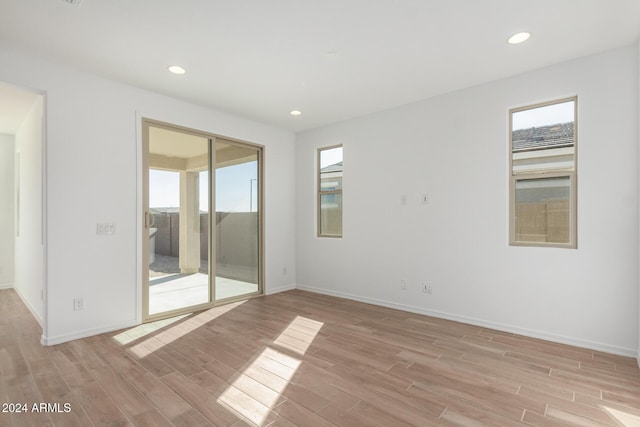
[295,44,640,357]
[150,211,259,283]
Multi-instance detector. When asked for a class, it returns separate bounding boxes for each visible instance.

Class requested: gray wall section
[0,134,15,287]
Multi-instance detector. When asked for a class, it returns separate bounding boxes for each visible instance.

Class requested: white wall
[296,45,639,356]
[0,48,296,345]
[14,97,44,324]
[0,133,15,289]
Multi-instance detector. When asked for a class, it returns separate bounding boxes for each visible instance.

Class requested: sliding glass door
[142,120,262,321]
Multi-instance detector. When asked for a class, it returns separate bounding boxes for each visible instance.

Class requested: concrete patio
[149,254,258,315]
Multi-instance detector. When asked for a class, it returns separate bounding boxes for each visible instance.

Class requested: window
[509,97,577,248]
[318,145,343,237]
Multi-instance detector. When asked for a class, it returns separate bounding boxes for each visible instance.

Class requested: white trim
[41,90,49,346]
[13,285,42,327]
[296,284,636,358]
[135,111,144,325]
[265,284,296,295]
[637,41,640,369]
[41,319,138,346]
[0,283,14,290]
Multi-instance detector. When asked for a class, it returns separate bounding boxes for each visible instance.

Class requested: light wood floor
[2,288,640,426]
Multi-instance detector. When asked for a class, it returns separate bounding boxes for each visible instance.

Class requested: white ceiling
[1,0,639,133]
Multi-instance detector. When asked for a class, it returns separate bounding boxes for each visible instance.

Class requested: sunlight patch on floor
[217,316,324,426]
[112,314,189,345]
[602,405,640,426]
[273,316,324,355]
[118,300,246,358]
[217,348,300,425]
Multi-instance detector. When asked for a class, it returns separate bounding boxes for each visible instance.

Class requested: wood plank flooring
[1,288,640,426]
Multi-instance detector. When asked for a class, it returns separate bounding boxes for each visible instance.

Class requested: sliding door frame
[141,118,264,323]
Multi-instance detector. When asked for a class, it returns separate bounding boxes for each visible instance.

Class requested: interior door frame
[140,117,264,323]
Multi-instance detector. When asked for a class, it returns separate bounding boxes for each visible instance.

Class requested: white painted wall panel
[296,45,639,356]
[13,97,44,323]
[0,133,15,289]
[0,48,296,344]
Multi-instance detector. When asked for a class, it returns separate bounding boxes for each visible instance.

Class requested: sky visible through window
[512,100,574,130]
[320,146,343,168]
[149,161,258,212]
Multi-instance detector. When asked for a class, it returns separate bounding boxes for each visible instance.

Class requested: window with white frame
[509,97,577,248]
[318,145,343,237]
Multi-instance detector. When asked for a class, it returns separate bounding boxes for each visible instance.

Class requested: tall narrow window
[510,97,577,248]
[318,145,343,237]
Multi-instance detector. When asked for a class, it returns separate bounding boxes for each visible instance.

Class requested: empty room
[1,0,640,425]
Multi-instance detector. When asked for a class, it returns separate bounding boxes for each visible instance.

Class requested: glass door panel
[145,123,211,319]
[214,140,261,301]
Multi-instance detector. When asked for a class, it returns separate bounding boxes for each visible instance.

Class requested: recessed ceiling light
[290,110,302,116]
[168,65,187,75]
[507,32,531,45]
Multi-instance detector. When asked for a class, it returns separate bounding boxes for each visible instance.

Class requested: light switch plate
[97,223,116,235]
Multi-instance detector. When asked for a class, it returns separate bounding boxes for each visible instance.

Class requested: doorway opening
[0,81,46,333]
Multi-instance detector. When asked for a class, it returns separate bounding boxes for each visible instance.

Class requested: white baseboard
[42,319,138,346]
[0,283,14,290]
[43,284,292,345]
[265,283,296,295]
[13,286,43,327]
[296,284,637,358]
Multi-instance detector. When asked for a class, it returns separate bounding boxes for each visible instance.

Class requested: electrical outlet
[400,279,407,290]
[73,297,84,311]
[422,283,432,294]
